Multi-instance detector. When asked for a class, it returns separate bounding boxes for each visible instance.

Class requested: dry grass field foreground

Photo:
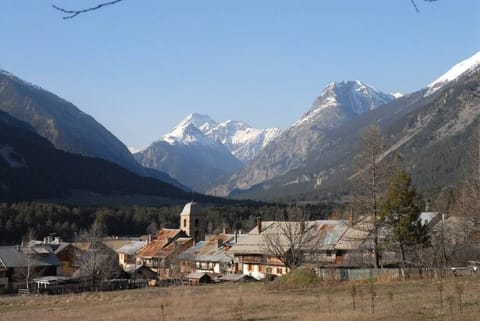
[1,275,479,321]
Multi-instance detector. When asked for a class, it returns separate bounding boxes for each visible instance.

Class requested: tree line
[0,202,333,245]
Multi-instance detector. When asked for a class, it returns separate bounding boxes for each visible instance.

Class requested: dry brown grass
[1,276,479,321]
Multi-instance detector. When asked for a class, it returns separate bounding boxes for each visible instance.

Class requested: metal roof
[177,234,238,263]
[116,241,147,255]
[230,220,350,255]
[0,246,60,268]
[186,272,210,279]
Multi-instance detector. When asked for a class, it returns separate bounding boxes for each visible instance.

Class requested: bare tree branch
[51,0,438,19]
[52,0,124,19]
[411,0,440,13]
[262,206,318,270]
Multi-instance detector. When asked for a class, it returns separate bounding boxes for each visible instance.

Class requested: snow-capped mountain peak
[205,120,281,162]
[294,80,395,127]
[426,51,480,96]
[162,121,217,147]
[158,114,280,162]
[177,113,218,132]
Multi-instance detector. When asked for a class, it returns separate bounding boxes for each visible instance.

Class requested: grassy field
[0,276,479,321]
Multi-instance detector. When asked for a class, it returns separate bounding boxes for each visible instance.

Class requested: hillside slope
[0,110,191,203]
[0,70,182,188]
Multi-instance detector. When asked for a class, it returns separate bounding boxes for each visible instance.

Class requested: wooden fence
[314,267,472,281]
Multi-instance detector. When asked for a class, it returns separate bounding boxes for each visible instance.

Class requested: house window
[326,250,332,257]
[266,267,272,274]
[184,219,187,227]
[195,219,199,227]
[247,264,253,272]
[276,268,283,274]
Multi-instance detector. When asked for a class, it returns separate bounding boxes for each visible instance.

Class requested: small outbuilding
[186,272,211,285]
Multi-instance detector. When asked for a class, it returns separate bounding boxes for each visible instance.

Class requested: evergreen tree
[381,162,426,269]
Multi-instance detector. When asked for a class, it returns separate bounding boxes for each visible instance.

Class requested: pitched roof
[198,234,237,262]
[152,238,193,260]
[102,239,138,252]
[138,229,185,258]
[0,246,60,268]
[186,272,211,280]
[230,220,349,255]
[335,222,372,251]
[218,273,256,282]
[419,212,441,227]
[51,242,72,254]
[116,241,147,255]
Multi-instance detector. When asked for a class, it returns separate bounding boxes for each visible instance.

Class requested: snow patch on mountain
[294,80,395,127]
[426,51,480,96]
[159,113,281,162]
[128,146,141,154]
[205,120,281,162]
[163,121,220,149]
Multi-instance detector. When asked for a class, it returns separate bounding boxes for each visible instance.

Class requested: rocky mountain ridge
[215,80,397,196]
[224,51,480,201]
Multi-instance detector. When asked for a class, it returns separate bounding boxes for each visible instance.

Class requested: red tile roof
[138,229,186,258]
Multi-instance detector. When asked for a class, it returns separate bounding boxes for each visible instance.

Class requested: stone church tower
[179,202,205,242]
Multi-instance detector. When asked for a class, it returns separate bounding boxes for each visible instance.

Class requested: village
[1,201,475,295]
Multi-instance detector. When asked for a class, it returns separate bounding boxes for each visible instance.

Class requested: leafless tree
[262,206,318,270]
[76,221,121,287]
[13,229,37,291]
[350,125,390,268]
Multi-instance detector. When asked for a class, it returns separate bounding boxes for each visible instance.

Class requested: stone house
[177,233,240,275]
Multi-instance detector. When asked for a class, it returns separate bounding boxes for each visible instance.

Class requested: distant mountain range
[134,113,280,192]
[1,50,478,203]
[223,51,480,201]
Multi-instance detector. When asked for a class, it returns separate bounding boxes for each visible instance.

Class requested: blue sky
[1,0,479,150]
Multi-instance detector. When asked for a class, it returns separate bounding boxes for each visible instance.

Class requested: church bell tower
[179,202,205,242]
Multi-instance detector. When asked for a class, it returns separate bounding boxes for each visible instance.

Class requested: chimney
[234,230,238,243]
[256,217,262,234]
[147,234,152,244]
[425,198,431,212]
